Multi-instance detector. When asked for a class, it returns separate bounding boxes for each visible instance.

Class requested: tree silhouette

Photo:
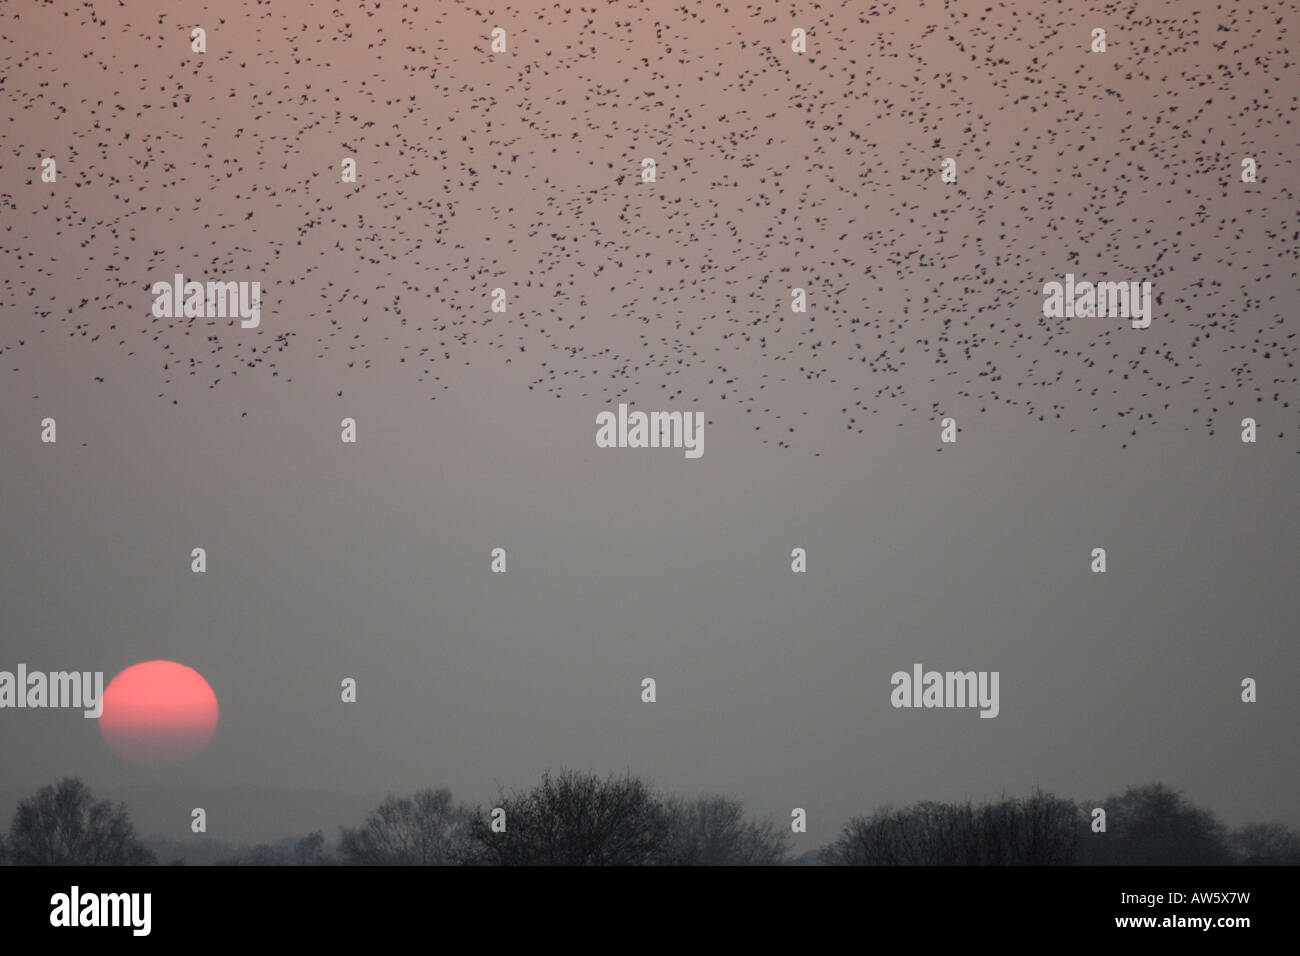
[464,770,788,865]
[466,769,670,865]
[660,794,789,865]
[1230,822,1300,865]
[1079,783,1231,865]
[215,831,334,866]
[823,790,1081,865]
[294,830,328,866]
[338,788,471,865]
[6,778,155,866]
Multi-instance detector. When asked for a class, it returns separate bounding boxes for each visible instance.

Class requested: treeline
[227,772,790,866]
[2,774,1297,866]
[822,785,1300,865]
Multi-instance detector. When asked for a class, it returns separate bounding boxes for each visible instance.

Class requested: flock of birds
[1,0,1296,452]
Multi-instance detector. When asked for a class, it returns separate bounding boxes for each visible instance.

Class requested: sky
[0,0,1296,847]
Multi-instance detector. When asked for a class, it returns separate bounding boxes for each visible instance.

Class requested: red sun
[98,661,219,767]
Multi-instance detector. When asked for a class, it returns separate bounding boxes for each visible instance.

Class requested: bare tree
[216,831,333,866]
[217,840,292,866]
[338,788,471,865]
[660,794,789,865]
[1229,822,1300,865]
[823,789,1080,865]
[977,790,1082,865]
[7,778,155,866]
[294,830,328,866]
[466,769,670,865]
[1078,783,1231,865]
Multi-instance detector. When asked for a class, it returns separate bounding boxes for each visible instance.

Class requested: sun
[98,661,219,767]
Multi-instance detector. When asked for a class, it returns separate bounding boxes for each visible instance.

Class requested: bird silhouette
[0,1,1293,453]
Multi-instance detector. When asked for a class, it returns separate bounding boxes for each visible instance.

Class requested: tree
[466,769,670,865]
[215,832,334,866]
[1078,783,1231,865]
[660,794,789,865]
[338,788,471,865]
[824,802,966,865]
[7,778,155,865]
[823,789,1081,865]
[294,830,328,866]
[1229,822,1300,865]
[978,790,1082,865]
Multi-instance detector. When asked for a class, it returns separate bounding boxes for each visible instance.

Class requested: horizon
[1,0,1296,866]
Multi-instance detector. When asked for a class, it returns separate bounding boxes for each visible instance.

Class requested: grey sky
[1,0,1296,845]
